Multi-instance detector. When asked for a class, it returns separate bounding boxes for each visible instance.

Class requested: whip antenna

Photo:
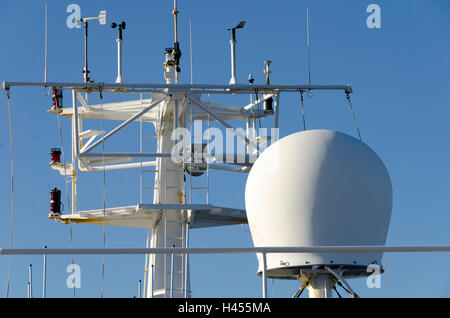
[189,19,193,84]
[172,0,182,83]
[306,8,311,89]
[44,3,48,82]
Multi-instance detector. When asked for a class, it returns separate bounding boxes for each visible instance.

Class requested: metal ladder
[185,96,210,205]
[139,94,160,204]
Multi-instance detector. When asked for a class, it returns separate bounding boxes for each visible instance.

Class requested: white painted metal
[71,91,78,215]
[243,94,274,110]
[28,264,32,298]
[49,162,74,176]
[147,95,187,298]
[42,246,47,298]
[115,38,123,83]
[82,98,163,153]
[229,37,237,85]
[98,10,107,25]
[4,245,450,256]
[245,130,393,278]
[261,252,267,298]
[307,274,334,298]
[2,81,353,94]
[188,97,258,151]
[138,280,142,298]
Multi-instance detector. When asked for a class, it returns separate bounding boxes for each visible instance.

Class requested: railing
[2,245,450,298]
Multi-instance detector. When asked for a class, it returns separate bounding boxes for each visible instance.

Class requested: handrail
[3,245,450,298]
[2,245,450,255]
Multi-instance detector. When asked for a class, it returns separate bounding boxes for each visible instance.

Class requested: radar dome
[245,130,392,279]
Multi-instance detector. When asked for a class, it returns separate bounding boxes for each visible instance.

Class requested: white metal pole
[184,221,189,298]
[5,245,450,255]
[138,280,142,298]
[307,274,334,298]
[274,94,280,129]
[261,253,267,298]
[229,39,237,85]
[170,246,175,298]
[116,38,123,83]
[42,245,47,298]
[28,264,33,298]
[174,100,179,130]
[151,264,154,298]
[71,90,78,214]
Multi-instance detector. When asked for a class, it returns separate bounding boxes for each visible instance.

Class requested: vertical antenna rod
[173,0,178,43]
[44,3,48,82]
[172,0,182,83]
[83,21,89,83]
[189,19,193,85]
[306,8,311,88]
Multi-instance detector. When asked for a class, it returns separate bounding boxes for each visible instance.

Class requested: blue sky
[1,0,450,298]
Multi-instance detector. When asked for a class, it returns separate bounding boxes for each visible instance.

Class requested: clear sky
[1,0,450,298]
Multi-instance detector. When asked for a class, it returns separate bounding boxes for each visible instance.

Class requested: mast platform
[52,204,247,229]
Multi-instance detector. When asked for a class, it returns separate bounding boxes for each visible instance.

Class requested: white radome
[245,130,393,279]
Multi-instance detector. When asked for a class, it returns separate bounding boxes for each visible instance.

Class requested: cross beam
[2,81,352,95]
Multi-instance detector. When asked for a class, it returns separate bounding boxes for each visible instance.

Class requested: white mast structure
[1,3,356,298]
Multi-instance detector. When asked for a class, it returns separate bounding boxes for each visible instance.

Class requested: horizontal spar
[2,245,450,255]
[2,81,352,94]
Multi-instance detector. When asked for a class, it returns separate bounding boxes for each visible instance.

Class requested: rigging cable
[345,92,362,141]
[5,90,14,298]
[300,90,306,131]
[333,285,342,298]
[336,280,357,298]
[56,96,76,297]
[292,281,309,298]
[99,89,107,298]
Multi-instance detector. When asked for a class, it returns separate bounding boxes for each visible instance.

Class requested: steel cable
[5,90,14,298]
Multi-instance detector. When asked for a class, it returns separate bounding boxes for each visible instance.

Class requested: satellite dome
[245,130,393,279]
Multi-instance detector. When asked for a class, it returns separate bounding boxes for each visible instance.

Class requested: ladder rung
[142,135,157,139]
[142,169,159,173]
[191,187,208,190]
[166,169,183,172]
[165,186,179,189]
[143,186,158,190]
